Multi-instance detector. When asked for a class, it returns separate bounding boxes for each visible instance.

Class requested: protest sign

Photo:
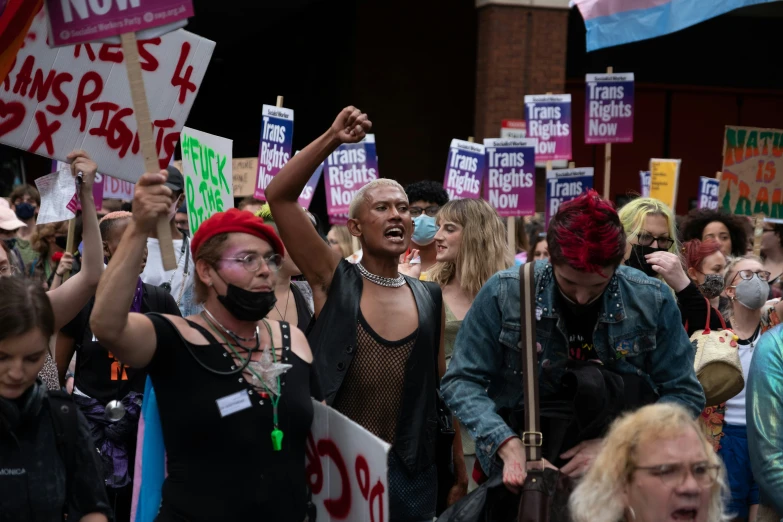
[524,94,572,163]
[0,11,214,182]
[45,0,193,47]
[545,167,594,226]
[443,139,485,201]
[298,163,324,210]
[698,176,720,210]
[719,126,783,218]
[174,157,258,198]
[306,400,390,522]
[483,138,536,217]
[324,135,378,217]
[254,104,294,201]
[35,168,78,224]
[180,127,233,236]
[649,159,681,209]
[104,175,134,200]
[53,160,103,209]
[584,73,634,144]
[640,170,651,197]
[329,214,349,226]
[500,119,526,139]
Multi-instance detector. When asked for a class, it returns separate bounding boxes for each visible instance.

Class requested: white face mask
[168,198,179,222]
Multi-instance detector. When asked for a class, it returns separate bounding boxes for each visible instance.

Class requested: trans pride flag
[571,0,780,51]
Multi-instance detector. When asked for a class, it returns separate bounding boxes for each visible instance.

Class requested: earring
[627,507,637,520]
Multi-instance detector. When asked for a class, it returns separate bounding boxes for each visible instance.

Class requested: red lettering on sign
[30,68,55,103]
[369,480,385,522]
[356,455,370,499]
[73,43,98,62]
[2,58,14,91]
[46,72,73,116]
[0,101,26,138]
[98,43,124,64]
[171,42,196,104]
[89,102,134,158]
[12,55,34,96]
[139,38,162,72]
[317,439,351,518]
[305,433,324,494]
[29,111,61,155]
[154,119,178,168]
[73,72,104,132]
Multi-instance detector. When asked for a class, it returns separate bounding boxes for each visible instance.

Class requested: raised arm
[90,172,172,368]
[48,150,104,332]
[266,107,371,314]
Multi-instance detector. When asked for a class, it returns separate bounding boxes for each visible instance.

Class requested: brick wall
[474,5,569,141]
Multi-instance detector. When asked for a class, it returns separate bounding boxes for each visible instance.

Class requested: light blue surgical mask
[412,214,438,246]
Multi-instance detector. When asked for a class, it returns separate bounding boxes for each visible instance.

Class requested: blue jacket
[441,262,705,475]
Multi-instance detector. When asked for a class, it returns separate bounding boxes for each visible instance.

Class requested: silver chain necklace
[357,263,406,288]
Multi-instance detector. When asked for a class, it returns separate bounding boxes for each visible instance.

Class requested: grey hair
[348,179,407,219]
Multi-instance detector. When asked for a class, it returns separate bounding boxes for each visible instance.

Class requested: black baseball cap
[165,165,184,193]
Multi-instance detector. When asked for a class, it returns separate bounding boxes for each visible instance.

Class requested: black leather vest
[307,260,441,474]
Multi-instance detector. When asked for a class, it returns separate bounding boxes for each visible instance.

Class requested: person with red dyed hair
[682,238,729,329]
[441,190,704,493]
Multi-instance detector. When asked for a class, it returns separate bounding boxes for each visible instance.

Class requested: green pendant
[271,428,284,451]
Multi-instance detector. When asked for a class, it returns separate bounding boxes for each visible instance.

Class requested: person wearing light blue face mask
[405,180,449,276]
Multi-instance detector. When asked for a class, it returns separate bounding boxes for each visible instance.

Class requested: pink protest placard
[524,94,572,162]
[324,135,378,217]
[483,138,537,217]
[45,0,194,47]
[584,73,634,144]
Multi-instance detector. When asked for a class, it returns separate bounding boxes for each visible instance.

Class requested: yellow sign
[649,158,681,208]
[172,158,257,198]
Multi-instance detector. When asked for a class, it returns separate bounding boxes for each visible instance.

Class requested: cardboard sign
[174,158,257,198]
[45,0,194,47]
[649,159,681,208]
[53,159,104,209]
[640,170,651,197]
[306,400,390,522]
[500,119,526,139]
[545,167,594,225]
[524,94,572,162]
[719,126,783,218]
[324,135,378,217]
[698,176,720,210]
[443,139,485,201]
[298,163,324,210]
[0,11,214,182]
[103,174,134,200]
[483,138,537,217]
[180,127,233,236]
[585,73,634,144]
[254,104,293,201]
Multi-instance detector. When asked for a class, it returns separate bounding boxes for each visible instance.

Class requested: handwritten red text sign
[306,400,390,522]
[0,9,213,183]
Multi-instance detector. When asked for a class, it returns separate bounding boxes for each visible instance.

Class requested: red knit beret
[191,208,285,258]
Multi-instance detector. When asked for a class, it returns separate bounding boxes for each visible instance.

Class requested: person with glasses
[619,198,718,336]
[405,180,449,276]
[90,173,320,521]
[569,403,728,522]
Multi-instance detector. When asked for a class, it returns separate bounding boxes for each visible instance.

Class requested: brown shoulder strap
[519,263,542,462]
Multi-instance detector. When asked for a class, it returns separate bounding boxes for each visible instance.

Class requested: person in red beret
[90,172,320,522]
[266,106,468,521]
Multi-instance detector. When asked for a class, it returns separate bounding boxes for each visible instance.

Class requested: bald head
[348,179,407,219]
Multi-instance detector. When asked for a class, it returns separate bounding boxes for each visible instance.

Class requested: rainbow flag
[571,0,780,51]
[0,0,42,83]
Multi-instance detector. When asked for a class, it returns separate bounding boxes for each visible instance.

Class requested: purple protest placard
[324,135,378,217]
[524,94,572,163]
[697,177,720,210]
[640,170,651,197]
[254,105,294,201]
[45,0,194,47]
[443,139,485,200]
[545,167,594,226]
[298,163,324,210]
[483,138,537,217]
[585,73,634,144]
[53,160,104,210]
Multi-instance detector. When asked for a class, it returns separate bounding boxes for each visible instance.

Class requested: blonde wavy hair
[618,197,680,254]
[427,199,513,298]
[569,403,729,522]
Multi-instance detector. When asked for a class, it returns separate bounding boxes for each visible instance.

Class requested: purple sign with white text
[298,163,324,210]
[324,135,378,217]
[585,73,634,144]
[443,139,485,200]
[255,105,294,201]
[53,160,104,210]
[524,94,572,162]
[483,138,537,217]
[45,0,194,47]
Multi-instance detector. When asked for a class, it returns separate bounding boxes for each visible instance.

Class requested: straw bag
[689,299,744,405]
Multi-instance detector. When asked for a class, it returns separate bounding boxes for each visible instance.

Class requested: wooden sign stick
[603,66,613,201]
[753,214,764,257]
[62,217,76,282]
[121,32,177,271]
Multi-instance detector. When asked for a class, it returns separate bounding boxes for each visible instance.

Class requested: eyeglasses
[410,206,440,218]
[0,264,19,276]
[633,462,720,488]
[221,253,282,273]
[733,269,771,282]
[636,232,675,250]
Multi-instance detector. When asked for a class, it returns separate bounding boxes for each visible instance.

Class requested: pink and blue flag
[571,0,780,51]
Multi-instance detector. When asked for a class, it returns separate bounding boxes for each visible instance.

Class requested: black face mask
[215,273,277,322]
[14,202,35,221]
[626,244,666,278]
[2,238,16,250]
[54,236,68,250]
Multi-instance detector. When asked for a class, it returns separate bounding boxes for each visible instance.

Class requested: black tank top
[146,314,316,522]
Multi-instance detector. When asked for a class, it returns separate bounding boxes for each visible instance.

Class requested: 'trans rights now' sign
[585,73,634,144]
[254,105,294,201]
[524,94,572,162]
[443,139,486,200]
[324,135,378,217]
[483,138,536,217]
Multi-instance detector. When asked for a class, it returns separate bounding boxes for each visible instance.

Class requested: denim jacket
[441,262,705,475]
